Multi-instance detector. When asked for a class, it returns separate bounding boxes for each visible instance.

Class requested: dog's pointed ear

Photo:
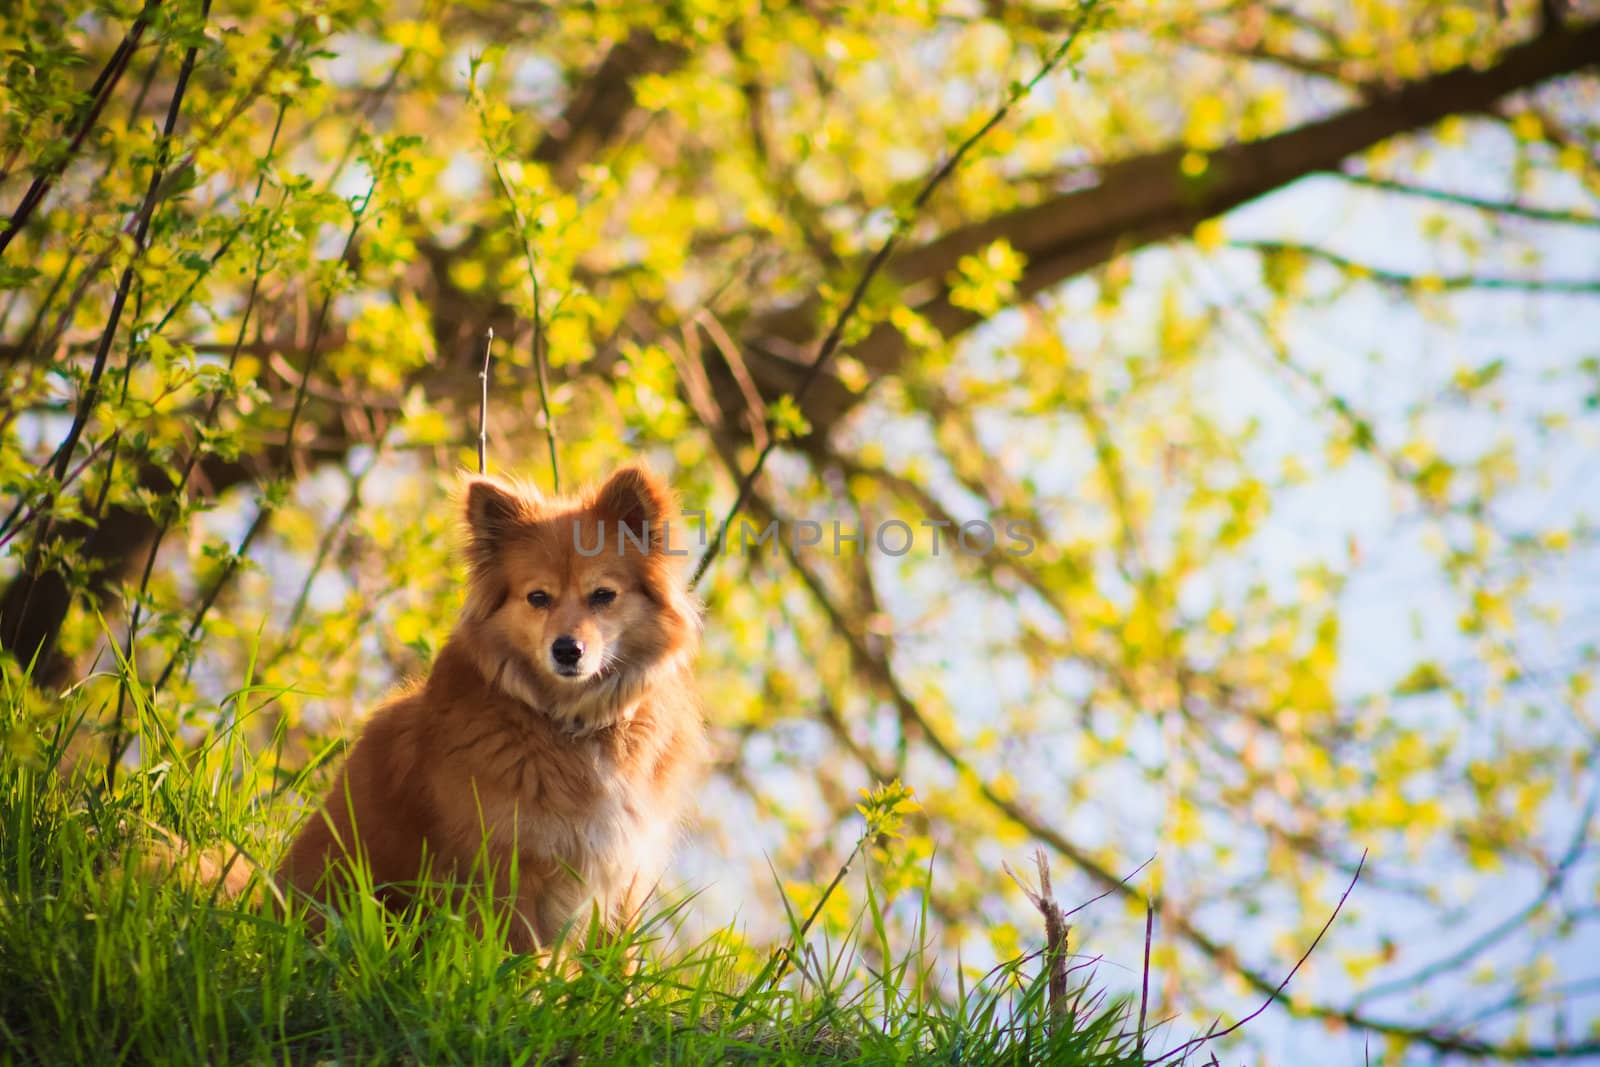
[594,466,674,552]
[464,476,530,550]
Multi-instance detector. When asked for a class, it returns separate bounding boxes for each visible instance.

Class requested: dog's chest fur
[409,654,694,913]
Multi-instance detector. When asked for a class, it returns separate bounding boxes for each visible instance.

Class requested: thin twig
[0,1,160,257]
[687,0,1102,590]
[729,475,1598,1059]
[139,95,290,343]
[10,30,187,378]
[1331,171,1600,228]
[280,188,375,468]
[1153,851,1367,1065]
[278,437,387,644]
[1350,787,1599,1008]
[104,101,290,786]
[771,837,862,986]
[5,0,209,657]
[0,436,115,549]
[483,148,561,493]
[1004,849,1071,1029]
[531,257,559,494]
[146,506,269,701]
[8,244,81,364]
[1063,855,1154,920]
[1139,897,1155,1057]
[143,178,377,699]
[1231,239,1600,293]
[734,833,870,1019]
[695,308,769,452]
[478,328,494,475]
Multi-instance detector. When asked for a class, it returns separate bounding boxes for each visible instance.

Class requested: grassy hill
[0,695,1141,1066]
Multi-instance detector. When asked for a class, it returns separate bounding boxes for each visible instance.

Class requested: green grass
[0,679,1141,1066]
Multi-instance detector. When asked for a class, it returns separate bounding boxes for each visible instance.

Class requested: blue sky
[670,108,1600,1063]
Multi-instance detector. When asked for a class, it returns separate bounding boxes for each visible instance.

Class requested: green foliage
[0,697,1138,1066]
[1,0,1598,1062]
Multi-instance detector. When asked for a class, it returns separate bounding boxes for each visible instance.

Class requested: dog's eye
[589,588,617,607]
[527,591,551,608]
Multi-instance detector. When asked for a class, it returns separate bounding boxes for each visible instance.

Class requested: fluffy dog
[277,465,706,949]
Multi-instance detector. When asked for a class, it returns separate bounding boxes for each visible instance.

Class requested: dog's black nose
[551,636,584,667]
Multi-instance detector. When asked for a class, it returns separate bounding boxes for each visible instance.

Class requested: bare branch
[1004,849,1071,1029]
[0,2,158,256]
[531,30,686,187]
[1331,171,1600,228]
[1351,789,1600,1009]
[5,0,210,666]
[689,0,1105,590]
[1153,852,1366,1064]
[484,152,561,493]
[144,177,378,700]
[1139,898,1155,1058]
[739,480,1596,1059]
[1231,239,1600,293]
[718,18,1600,443]
[478,328,494,476]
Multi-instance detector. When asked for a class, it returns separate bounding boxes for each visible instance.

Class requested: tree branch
[1330,171,1600,227]
[1231,239,1600,293]
[750,481,1598,1059]
[530,29,685,187]
[689,0,1104,589]
[731,18,1600,436]
[0,1,159,257]
[4,0,209,667]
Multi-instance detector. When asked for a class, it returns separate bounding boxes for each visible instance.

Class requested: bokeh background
[3,1,1599,1061]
